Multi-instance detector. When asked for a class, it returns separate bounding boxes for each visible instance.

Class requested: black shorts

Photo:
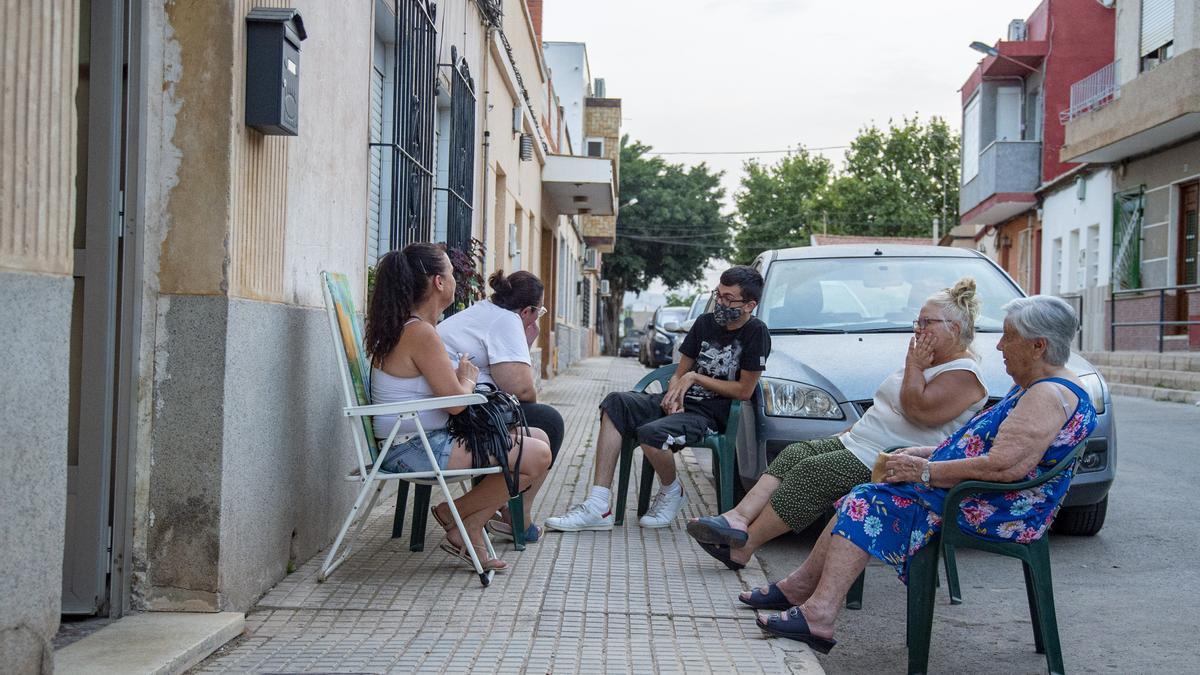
[599,391,719,452]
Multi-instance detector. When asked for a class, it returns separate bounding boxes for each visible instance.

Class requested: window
[1070,229,1083,291]
[1052,237,1063,293]
[1140,0,1175,72]
[585,137,604,158]
[581,277,591,329]
[368,0,437,264]
[996,86,1021,141]
[1087,224,1101,287]
[1023,88,1041,141]
[441,53,477,254]
[961,96,980,184]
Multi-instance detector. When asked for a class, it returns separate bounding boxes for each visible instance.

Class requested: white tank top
[840,358,988,468]
[371,319,457,444]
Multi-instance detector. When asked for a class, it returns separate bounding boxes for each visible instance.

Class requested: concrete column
[0,0,79,671]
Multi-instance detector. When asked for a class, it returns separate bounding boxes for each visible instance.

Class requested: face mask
[712,302,743,326]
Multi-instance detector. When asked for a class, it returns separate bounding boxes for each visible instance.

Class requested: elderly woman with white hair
[747,294,1097,654]
[688,278,988,570]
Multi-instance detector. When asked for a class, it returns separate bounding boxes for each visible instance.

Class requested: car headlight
[761,377,844,419]
[653,332,670,345]
[1077,372,1106,415]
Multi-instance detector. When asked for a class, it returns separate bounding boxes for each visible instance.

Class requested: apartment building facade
[0,1,615,670]
[1061,0,1200,351]
[957,0,1116,329]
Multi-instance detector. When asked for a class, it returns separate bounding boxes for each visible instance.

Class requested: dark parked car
[618,333,641,357]
[639,306,689,368]
[732,244,1114,535]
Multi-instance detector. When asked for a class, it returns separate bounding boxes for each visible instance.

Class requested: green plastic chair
[897,442,1083,674]
[612,364,746,525]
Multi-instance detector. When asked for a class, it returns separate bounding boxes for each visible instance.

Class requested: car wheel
[1051,495,1107,536]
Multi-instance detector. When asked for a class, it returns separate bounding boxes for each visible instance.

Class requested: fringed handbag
[446,382,526,497]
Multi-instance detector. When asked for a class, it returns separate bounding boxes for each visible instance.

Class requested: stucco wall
[1042,168,1115,293]
[217,298,358,610]
[0,273,72,673]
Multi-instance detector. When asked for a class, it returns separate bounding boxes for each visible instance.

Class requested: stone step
[54,611,244,675]
[1109,382,1200,405]
[1095,364,1200,392]
[1081,350,1200,373]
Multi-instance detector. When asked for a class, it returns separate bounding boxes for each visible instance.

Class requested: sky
[541,0,1043,306]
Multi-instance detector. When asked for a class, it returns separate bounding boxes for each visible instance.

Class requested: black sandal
[756,606,837,654]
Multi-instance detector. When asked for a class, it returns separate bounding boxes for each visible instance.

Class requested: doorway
[62,0,140,618]
[1176,181,1198,338]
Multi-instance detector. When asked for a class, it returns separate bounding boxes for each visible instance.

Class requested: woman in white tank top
[365,245,552,573]
[687,278,989,571]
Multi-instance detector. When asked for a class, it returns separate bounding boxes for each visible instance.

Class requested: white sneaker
[638,488,687,528]
[544,503,614,532]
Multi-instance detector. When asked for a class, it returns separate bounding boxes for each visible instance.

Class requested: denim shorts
[379,429,454,474]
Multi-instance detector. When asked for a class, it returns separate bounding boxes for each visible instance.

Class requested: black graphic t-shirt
[678,313,771,431]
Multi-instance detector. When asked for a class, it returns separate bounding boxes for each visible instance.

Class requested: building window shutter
[368,65,385,264]
[961,96,980,184]
[1140,0,1174,57]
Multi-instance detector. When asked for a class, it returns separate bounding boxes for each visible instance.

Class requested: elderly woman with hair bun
[747,294,1097,654]
[688,278,989,570]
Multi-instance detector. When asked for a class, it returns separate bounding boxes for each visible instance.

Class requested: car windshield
[687,294,709,320]
[759,256,1021,333]
[656,307,689,328]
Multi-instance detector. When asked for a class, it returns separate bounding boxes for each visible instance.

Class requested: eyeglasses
[710,289,748,306]
[912,318,951,330]
[530,306,548,319]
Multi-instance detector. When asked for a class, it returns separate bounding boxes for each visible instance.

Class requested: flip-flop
[438,541,508,572]
[756,607,837,654]
[697,542,746,571]
[738,583,793,611]
[686,515,750,548]
[485,520,542,543]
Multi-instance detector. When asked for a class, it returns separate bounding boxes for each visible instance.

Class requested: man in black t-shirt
[546,266,772,532]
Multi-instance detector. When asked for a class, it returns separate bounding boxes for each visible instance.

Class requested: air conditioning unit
[583,248,599,271]
[599,279,610,296]
[1008,19,1027,41]
[519,133,534,161]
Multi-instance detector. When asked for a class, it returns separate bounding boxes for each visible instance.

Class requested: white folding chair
[320,271,501,586]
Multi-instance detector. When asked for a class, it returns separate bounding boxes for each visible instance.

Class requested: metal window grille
[372,0,438,251]
[1112,188,1144,291]
[442,47,475,253]
[581,277,591,329]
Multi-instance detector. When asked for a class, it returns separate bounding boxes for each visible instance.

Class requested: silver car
[733,244,1113,535]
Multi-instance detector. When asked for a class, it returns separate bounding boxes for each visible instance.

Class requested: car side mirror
[663,321,684,333]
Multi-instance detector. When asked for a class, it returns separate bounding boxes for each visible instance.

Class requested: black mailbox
[245,8,306,136]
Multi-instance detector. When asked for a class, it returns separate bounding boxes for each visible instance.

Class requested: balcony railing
[1060,60,1120,123]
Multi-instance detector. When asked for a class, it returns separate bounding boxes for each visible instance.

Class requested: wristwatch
[920,462,931,486]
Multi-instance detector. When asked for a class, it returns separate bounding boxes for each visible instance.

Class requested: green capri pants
[765,436,872,532]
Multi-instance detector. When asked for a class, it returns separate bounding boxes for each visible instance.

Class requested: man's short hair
[720,265,764,303]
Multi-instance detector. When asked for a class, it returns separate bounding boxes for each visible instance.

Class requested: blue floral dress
[832,377,1097,583]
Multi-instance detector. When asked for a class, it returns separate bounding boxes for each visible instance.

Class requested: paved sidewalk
[194,357,821,674]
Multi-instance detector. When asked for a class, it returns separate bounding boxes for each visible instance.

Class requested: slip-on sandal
[438,540,507,572]
[738,583,793,611]
[756,606,837,654]
[686,515,750,547]
[697,542,745,571]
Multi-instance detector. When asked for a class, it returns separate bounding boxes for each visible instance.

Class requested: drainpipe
[479,25,495,277]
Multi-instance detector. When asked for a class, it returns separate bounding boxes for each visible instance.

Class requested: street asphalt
[753,395,1200,674]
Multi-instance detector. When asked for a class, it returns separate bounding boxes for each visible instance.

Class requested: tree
[732,117,960,252]
[665,290,700,308]
[825,117,959,237]
[600,137,732,355]
[732,149,833,264]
